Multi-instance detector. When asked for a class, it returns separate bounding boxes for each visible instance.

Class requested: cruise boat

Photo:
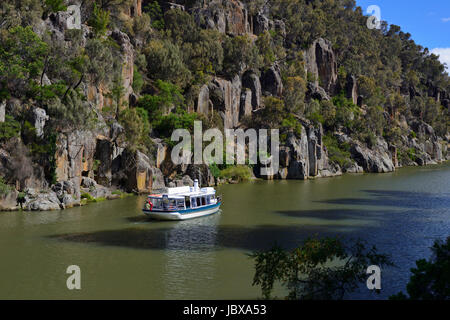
[142,179,222,220]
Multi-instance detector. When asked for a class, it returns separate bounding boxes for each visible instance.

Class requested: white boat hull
[143,203,221,221]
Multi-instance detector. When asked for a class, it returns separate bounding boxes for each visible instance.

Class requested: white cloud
[431,48,450,72]
[442,17,450,22]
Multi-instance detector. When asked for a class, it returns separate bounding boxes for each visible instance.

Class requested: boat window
[191,197,196,208]
[176,199,185,209]
[185,196,191,208]
[201,197,206,206]
[206,196,211,204]
[196,197,201,207]
[149,198,163,209]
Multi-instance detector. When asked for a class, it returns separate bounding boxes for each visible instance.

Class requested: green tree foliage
[223,35,261,77]
[390,236,450,300]
[250,237,393,300]
[88,3,110,37]
[0,115,21,142]
[144,1,165,30]
[0,26,48,98]
[119,107,151,152]
[43,0,67,18]
[0,176,12,197]
[144,39,191,88]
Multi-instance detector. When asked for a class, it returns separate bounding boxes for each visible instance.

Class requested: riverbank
[1,159,448,213]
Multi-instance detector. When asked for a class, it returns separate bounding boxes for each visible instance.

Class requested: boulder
[350,142,395,173]
[307,82,330,101]
[24,190,62,211]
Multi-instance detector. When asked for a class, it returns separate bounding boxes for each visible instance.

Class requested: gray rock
[0,101,6,123]
[81,177,97,189]
[261,63,283,97]
[197,84,211,116]
[208,76,241,129]
[305,38,338,94]
[240,89,253,120]
[25,190,62,211]
[242,71,262,110]
[110,122,124,142]
[33,108,49,138]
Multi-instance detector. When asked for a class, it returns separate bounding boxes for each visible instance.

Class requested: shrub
[0,177,12,197]
[323,134,352,169]
[220,165,252,182]
[88,3,110,37]
[0,115,21,142]
[80,192,95,202]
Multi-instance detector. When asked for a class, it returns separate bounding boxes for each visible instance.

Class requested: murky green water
[1,163,449,299]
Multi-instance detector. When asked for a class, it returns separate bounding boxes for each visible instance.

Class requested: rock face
[305,38,338,94]
[242,70,262,110]
[33,108,49,138]
[192,0,250,36]
[55,130,97,197]
[196,84,212,116]
[110,30,134,103]
[346,75,358,105]
[261,63,283,97]
[208,76,241,128]
[113,149,165,193]
[272,120,341,181]
[350,138,395,173]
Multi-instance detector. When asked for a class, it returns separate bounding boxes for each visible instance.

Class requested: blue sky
[355,0,450,70]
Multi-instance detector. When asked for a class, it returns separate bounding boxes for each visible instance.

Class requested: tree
[144,39,191,88]
[0,26,48,98]
[88,3,110,37]
[390,236,450,300]
[250,237,393,300]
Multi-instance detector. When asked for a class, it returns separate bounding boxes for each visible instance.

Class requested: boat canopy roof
[148,186,216,199]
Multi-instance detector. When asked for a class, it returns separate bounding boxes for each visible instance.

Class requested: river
[0,162,449,299]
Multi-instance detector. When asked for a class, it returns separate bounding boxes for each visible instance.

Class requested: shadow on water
[49,224,365,252]
[317,189,450,210]
[275,208,378,220]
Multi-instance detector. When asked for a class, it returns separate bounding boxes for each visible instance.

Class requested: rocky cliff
[0,0,448,211]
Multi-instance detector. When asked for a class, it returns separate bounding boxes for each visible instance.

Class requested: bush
[0,115,21,142]
[144,39,191,88]
[0,177,12,197]
[323,134,352,169]
[88,3,110,37]
[220,165,252,182]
